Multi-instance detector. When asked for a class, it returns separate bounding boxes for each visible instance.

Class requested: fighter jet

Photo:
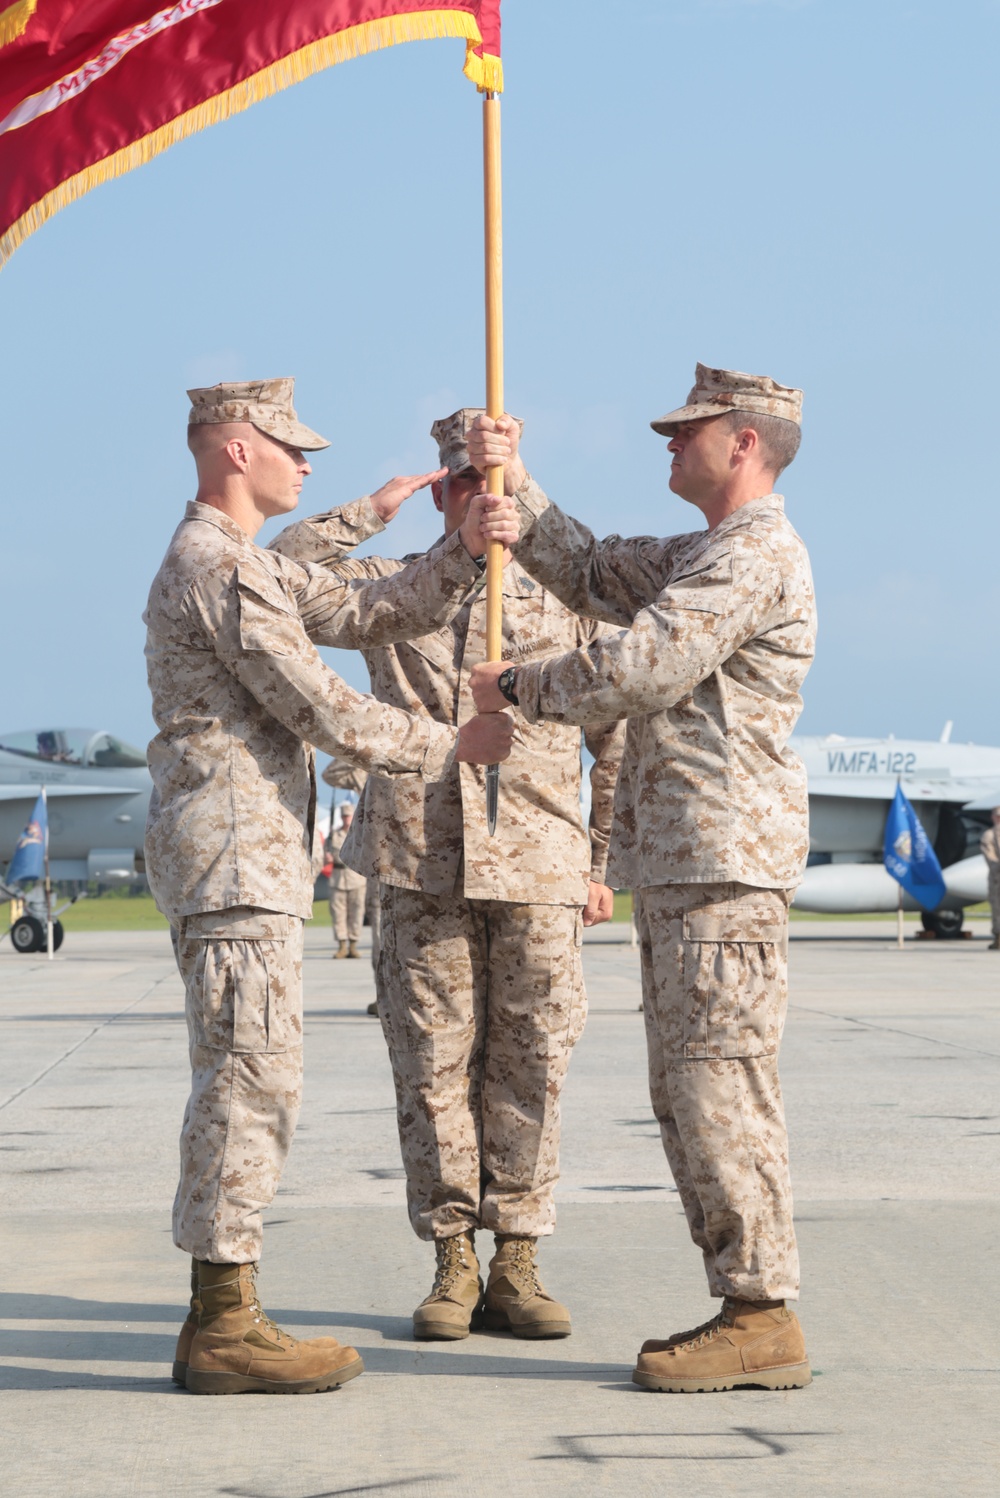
[0,727,151,884]
[793,726,1000,936]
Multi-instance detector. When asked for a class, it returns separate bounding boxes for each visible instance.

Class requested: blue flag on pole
[883,784,946,911]
[7,791,47,885]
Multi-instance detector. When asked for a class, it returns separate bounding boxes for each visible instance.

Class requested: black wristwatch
[497,666,519,706]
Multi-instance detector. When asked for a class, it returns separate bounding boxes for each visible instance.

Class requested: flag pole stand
[483,89,504,837]
[896,881,904,950]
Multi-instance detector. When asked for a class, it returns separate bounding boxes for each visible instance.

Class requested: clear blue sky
[1,0,997,754]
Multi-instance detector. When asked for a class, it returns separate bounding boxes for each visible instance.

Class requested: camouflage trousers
[377,887,586,1241]
[365,878,381,972]
[171,907,304,1264]
[329,884,364,942]
[634,883,799,1302]
[989,871,1000,936]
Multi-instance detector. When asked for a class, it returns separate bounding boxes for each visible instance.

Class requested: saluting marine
[470,366,817,1394]
[272,408,626,1341]
[144,379,517,1395]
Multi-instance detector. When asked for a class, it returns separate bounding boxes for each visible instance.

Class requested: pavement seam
[787,1003,1000,1059]
[0,970,175,1113]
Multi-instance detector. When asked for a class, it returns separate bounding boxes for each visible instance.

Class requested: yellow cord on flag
[0,9,503,267]
[0,0,37,50]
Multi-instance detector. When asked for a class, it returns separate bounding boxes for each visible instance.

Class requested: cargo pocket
[567,910,588,1049]
[374,887,405,1054]
[680,904,787,1060]
[182,909,299,1054]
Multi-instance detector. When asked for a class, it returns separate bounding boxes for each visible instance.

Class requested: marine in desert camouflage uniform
[981,808,1000,949]
[271,409,626,1341]
[469,365,817,1393]
[327,802,366,957]
[319,758,380,977]
[144,379,517,1394]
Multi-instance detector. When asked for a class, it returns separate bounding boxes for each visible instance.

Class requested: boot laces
[673,1310,726,1351]
[505,1238,543,1295]
[433,1236,473,1295]
[247,1266,292,1346]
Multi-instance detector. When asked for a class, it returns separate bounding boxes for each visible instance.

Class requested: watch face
[498,667,518,704]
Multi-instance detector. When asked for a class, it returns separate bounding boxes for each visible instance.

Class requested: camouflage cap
[650,363,803,437]
[430,407,524,475]
[187,378,330,451]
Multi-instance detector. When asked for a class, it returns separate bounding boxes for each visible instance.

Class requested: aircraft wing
[807,773,991,803]
[0,785,141,801]
[961,786,1000,811]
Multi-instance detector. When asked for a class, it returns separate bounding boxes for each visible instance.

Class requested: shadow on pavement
[534,1428,837,1462]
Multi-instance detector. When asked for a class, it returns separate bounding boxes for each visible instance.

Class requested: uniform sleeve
[186,569,458,782]
[982,830,1000,865]
[578,619,626,885]
[511,474,683,627]
[275,531,477,648]
[515,537,785,726]
[270,498,401,575]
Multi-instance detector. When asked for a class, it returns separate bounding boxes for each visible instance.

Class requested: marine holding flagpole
[469,364,819,1394]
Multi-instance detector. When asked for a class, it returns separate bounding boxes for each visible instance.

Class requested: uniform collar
[184,500,254,547]
[709,492,784,541]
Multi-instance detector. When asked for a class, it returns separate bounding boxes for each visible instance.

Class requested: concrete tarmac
[1,918,998,1497]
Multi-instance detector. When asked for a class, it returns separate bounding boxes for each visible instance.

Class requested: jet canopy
[0,729,147,769]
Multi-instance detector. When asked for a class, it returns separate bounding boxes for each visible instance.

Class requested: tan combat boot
[483,1236,571,1339]
[333,940,348,959]
[185,1262,363,1395]
[347,940,360,959]
[412,1233,482,1340]
[988,936,1000,951]
[633,1297,811,1392]
[171,1257,200,1385]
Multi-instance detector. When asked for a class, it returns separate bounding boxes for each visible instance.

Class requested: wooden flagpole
[483,89,504,835]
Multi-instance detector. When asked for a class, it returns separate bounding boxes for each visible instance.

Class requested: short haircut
[718,409,801,478]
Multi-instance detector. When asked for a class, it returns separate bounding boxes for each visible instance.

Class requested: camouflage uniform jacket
[144,501,482,921]
[327,826,367,893]
[506,476,817,892]
[271,499,626,904]
[981,827,1000,867]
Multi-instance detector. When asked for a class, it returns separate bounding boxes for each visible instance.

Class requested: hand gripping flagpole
[483,89,504,836]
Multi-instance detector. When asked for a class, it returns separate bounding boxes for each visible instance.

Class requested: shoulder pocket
[663,554,733,614]
[236,563,301,657]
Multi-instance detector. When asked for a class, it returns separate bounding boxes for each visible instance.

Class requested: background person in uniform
[327,801,366,958]
[469,365,817,1393]
[145,378,517,1395]
[320,758,382,981]
[272,408,626,1342]
[981,807,1000,950]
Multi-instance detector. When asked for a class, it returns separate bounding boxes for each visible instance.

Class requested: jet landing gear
[10,914,64,953]
[920,909,965,940]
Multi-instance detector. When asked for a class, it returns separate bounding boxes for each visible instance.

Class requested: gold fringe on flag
[0,0,38,49]
[0,8,504,267]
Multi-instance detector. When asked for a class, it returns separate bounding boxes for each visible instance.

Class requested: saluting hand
[370,468,448,524]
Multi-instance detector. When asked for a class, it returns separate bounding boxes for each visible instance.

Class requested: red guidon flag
[0,0,502,267]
